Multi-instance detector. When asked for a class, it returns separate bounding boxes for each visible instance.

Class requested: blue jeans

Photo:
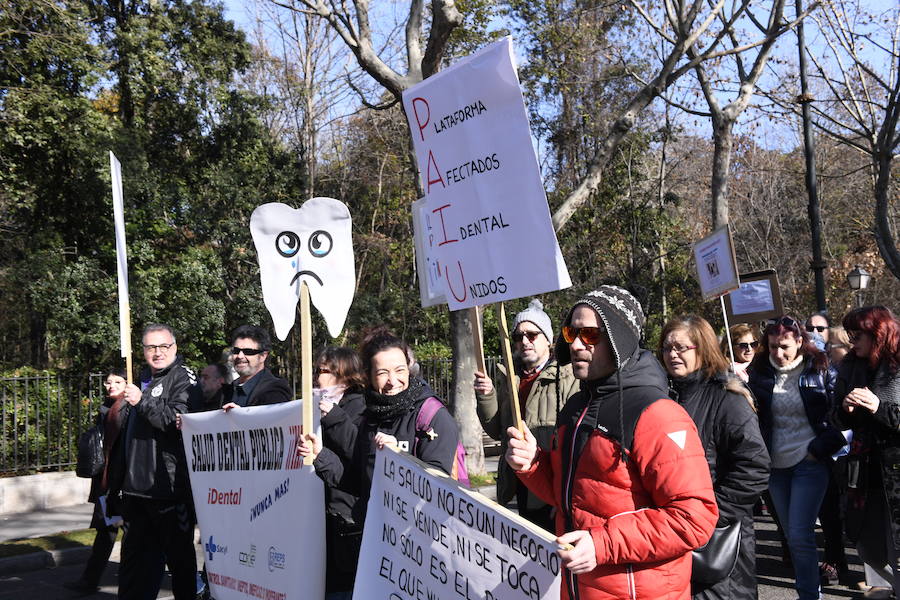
[768,457,829,600]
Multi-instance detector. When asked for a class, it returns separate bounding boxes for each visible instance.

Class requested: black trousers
[819,459,848,566]
[80,514,118,586]
[118,495,197,600]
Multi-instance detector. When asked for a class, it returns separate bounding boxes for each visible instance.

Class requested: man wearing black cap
[505,286,718,600]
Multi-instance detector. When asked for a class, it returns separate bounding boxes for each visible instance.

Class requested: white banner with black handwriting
[182,400,324,600]
[355,447,561,600]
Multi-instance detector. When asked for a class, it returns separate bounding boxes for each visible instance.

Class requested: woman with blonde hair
[660,315,770,599]
[828,326,851,365]
[721,323,760,382]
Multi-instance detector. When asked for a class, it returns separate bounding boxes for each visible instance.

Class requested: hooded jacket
[517,349,719,600]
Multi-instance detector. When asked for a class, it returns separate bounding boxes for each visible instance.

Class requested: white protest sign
[692,225,740,301]
[412,197,447,308]
[354,448,561,600]
[402,37,571,310]
[181,401,325,600]
[109,152,130,358]
[250,198,355,340]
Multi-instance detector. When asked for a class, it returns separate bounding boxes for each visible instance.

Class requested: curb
[0,540,122,576]
[0,545,92,576]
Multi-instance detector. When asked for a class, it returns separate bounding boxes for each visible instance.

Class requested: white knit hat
[514,299,553,343]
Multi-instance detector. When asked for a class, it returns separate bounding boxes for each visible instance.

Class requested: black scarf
[364,377,425,424]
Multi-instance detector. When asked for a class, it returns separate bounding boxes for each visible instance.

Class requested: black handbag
[75,423,104,478]
[691,520,742,585]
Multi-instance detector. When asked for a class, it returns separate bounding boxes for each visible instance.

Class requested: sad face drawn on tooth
[250,198,355,340]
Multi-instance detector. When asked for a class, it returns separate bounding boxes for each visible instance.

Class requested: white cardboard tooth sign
[250,198,355,340]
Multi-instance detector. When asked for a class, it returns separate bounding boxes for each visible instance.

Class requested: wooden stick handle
[469,306,486,374]
[301,282,314,465]
[498,302,523,432]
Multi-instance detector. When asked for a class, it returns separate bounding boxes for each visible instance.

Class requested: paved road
[0,457,871,599]
[0,512,870,600]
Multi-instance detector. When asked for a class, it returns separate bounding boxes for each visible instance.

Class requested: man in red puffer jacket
[506,286,718,600]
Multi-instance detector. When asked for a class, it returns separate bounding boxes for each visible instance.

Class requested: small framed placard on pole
[692,225,741,301]
[723,269,784,324]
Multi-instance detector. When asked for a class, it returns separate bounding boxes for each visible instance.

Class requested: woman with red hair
[833,306,900,597]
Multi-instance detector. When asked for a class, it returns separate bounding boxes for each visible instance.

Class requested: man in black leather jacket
[110,323,200,600]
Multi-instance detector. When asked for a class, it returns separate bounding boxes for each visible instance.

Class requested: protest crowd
[31,12,898,600]
[61,286,900,600]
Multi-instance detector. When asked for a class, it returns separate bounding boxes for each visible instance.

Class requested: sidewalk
[0,503,95,543]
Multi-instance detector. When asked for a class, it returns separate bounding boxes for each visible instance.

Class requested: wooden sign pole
[497,302,523,432]
[300,282,314,465]
[469,306,486,374]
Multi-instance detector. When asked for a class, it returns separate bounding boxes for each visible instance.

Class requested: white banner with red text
[401,37,571,310]
[181,400,324,600]
[354,447,561,600]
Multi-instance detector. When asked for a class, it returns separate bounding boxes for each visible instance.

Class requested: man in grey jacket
[473,299,578,531]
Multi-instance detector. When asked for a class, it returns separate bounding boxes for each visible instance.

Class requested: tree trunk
[874,152,900,279]
[448,308,485,475]
[710,117,734,229]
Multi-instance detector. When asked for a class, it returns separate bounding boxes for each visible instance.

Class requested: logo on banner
[205,536,228,561]
[207,487,242,505]
[268,546,286,572]
[239,544,257,567]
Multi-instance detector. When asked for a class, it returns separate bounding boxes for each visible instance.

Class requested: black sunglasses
[805,325,827,333]
[511,330,542,343]
[774,316,802,335]
[736,341,759,351]
[231,346,265,356]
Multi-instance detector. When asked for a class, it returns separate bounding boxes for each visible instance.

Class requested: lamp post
[847,265,871,308]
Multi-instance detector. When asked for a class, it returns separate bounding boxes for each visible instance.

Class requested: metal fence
[0,373,106,476]
[1,358,503,475]
[417,355,502,401]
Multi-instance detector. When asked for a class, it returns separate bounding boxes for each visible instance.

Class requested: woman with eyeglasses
[660,316,770,599]
[747,315,846,600]
[832,306,900,598]
[312,346,368,600]
[720,324,760,382]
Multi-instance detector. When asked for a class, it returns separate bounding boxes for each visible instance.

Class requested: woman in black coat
[660,315,771,600]
[64,368,129,594]
[314,346,367,599]
[832,306,900,597]
[300,328,462,598]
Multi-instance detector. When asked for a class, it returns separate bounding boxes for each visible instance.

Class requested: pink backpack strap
[415,396,443,432]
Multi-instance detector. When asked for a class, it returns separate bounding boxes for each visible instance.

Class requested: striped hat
[556,285,645,369]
